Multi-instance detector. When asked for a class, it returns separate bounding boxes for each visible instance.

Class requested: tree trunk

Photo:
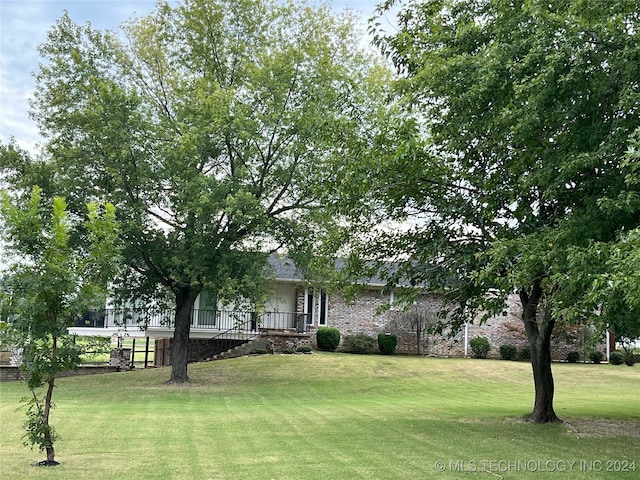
[169,286,200,383]
[528,324,560,423]
[41,335,57,462]
[520,283,561,424]
[44,377,56,462]
[46,446,55,463]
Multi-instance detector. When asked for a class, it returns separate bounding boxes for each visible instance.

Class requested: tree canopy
[334,0,640,422]
[4,0,391,382]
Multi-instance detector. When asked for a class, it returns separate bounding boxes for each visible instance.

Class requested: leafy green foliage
[624,352,636,367]
[342,334,377,354]
[296,345,313,353]
[589,351,604,364]
[339,0,640,422]
[610,351,625,366]
[14,0,389,382]
[568,140,640,335]
[470,337,491,359]
[377,333,398,355]
[499,344,517,361]
[0,187,119,463]
[316,327,340,352]
[567,352,580,364]
[519,347,531,361]
[22,392,57,453]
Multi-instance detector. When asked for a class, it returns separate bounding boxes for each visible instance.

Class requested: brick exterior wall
[0,365,120,382]
[312,289,605,360]
[154,337,265,365]
[263,332,312,353]
[326,290,390,338]
[0,366,22,381]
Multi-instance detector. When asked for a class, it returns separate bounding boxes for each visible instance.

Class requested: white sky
[0,0,394,153]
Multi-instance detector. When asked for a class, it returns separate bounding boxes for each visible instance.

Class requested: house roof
[267,253,399,288]
[268,254,304,282]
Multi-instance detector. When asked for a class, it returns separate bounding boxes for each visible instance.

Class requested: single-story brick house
[68,254,608,363]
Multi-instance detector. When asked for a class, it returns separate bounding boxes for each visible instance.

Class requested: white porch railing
[74,309,311,333]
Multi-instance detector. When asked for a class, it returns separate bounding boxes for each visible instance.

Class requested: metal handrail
[207,317,259,342]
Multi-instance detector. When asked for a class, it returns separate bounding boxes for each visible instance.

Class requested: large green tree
[563,130,640,358]
[338,0,640,422]
[0,186,119,465]
[12,0,388,383]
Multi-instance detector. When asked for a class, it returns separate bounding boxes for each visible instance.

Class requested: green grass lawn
[1,353,638,479]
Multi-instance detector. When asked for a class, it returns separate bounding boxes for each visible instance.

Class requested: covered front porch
[69,307,313,367]
[69,308,311,339]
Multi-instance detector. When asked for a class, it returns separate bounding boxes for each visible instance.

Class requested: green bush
[316,327,340,352]
[518,347,531,361]
[610,351,625,365]
[297,345,313,353]
[624,352,636,367]
[342,334,377,354]
[589,351,604,364]
[377,333,398,355]
[251,348,269,355]
[499,344,517,361]
[469,337,491,359]
[282,348,295,354]
[567,351,580,363]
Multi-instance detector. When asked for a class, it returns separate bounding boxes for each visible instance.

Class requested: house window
[319,290,327,326]
[305,289,314,325]
[389,290,399,311]
[304,288,328,326]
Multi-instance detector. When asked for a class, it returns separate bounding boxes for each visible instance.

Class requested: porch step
[211,337,268,361]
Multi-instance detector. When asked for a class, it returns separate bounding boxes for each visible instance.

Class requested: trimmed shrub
[316,327,340,352]
[469,337,491,359]
[589,351,604,364]
[282,348,295,354]
[610,351,624,365]
[297,345,313,353]
[499,344,517,361]
[342,334,377,354]
[518,347,531,361]
[251,348,269,355]
[377,333,398,355]
[624,352,636,367]
[567,351,580,363]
